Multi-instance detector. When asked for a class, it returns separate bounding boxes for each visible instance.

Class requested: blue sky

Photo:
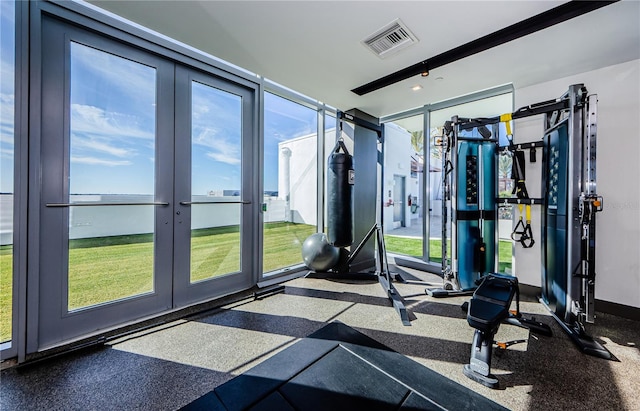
[0,3,320,197]
[191,81,242,195]
[68,44,319,195]
[69,42,157,195]
[264,92,317,192]
[0,1,15,194]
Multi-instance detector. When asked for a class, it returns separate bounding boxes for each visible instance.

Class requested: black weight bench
[463,274,552,389]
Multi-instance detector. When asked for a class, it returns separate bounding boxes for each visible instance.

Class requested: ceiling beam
[351,1,618,96]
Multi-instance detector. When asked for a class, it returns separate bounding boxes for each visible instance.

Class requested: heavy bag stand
[309,223,409,326]
[308,112,410,326]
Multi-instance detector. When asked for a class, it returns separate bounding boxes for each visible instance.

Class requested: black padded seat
[467,275,517,333]
[463,273,551,389]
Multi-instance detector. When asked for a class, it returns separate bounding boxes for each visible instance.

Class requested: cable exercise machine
[426,85,609,388]
[539,85,607,359]
[426,117,499,298]
[424,104,552,387]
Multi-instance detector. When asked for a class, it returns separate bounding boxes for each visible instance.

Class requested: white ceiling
[89,0,640,119]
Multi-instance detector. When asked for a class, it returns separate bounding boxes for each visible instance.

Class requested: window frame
[380,84,514,273]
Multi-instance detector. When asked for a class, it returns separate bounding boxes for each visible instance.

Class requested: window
[382,115,424,259]
[0,0,15,346]
[262,92,318,274]
[429,92,513,271]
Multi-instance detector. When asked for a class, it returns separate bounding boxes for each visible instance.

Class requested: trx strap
[500,112,535,248]
[500,113,530,199]
[511,204,535,248]
[511,149,529,199]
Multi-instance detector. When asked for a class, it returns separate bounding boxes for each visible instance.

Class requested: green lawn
[1,225,511,344]
[385,235,513,272]
[263,222,316,272]
[0,245,12,345]
[0,222,315,343]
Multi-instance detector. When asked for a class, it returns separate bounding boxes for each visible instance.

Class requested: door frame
[36,16,174,351]
[173,66,256,307]
[393,175,406,227]
[25,2,261,355]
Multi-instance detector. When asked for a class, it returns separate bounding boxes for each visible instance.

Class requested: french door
[173,67,254,307]
[36,17,254,350]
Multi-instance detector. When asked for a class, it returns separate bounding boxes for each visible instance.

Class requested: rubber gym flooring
[1,266,639,410]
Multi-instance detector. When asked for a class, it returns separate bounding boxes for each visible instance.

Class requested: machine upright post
[539,85,610,359]
[583,94,599,324]
[450,116,459,287]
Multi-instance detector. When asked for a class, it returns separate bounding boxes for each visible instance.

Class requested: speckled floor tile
[2,265,639,411]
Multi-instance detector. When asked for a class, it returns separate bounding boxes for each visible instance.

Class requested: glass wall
[66,42,157,310]
[262,92,318,274]
[428,92,513,270]
[0,0,15,345]
[189,81,242,283]
[381,90,513,271]
[382,115,424,258]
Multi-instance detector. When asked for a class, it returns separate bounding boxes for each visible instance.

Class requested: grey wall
[350,124,379,272]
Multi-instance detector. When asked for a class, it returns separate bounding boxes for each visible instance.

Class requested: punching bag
[327,140,354,247]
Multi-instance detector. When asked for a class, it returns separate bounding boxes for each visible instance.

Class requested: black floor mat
[181,321,507,411]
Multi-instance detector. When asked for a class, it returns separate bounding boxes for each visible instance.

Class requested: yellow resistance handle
[518,204,524,219]
[525,204,531,222]
[500,113,513,136]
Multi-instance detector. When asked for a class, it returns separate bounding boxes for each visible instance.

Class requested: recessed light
[411,85,423,91]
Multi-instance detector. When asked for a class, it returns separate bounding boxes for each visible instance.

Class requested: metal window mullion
[317,107,325,233]
[423,107,431,261]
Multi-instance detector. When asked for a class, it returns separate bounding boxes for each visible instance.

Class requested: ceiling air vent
[362,19,418,59]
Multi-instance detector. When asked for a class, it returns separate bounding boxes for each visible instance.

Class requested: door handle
[46,202,170,207]
[179,201,251,205]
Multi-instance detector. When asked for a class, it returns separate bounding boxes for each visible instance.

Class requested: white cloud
[0,129,14,145]
[71,156,132,167]
[0,147,13,158]
[71,134,134,158]
[194,127,241,166]
[0,93,14,105]
[192,103,210,121]
[71,104,154,141]
[0,60,15,96]
[0,93,15,143]
[206,151,241,165]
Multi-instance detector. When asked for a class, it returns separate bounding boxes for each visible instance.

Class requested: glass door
[382,116,425,259]
[37,19,175,349]
[173,67,254,306]
[36,17,255,350]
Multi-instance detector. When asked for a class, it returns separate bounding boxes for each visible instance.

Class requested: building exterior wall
[382,123,417,233]
[0,194,286,244]
[277,133,318,225]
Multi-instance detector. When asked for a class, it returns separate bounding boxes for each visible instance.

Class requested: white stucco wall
[382,123,417,232]
[278,132,318,225]
[66,194,246,240]
[512,59,640,308]
[0,193,288,244]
